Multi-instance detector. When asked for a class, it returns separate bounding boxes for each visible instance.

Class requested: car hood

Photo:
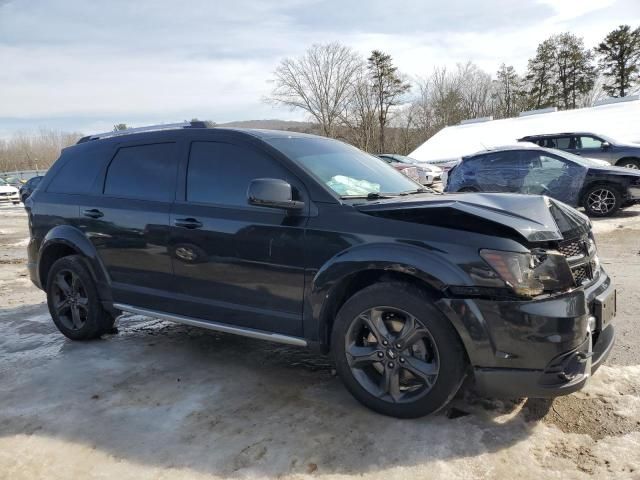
[355,192,590,242]
[0,185,18,194]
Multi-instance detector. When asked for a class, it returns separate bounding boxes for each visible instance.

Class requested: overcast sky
[1,0,638,137]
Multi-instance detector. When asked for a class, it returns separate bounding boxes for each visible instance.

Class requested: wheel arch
[38,225,113,304]
[306,243,471,353]
[615,157,640,168]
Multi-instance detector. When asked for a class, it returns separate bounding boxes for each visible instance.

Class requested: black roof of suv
[25,123,616,417]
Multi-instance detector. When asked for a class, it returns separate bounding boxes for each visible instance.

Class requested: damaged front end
[357,192,616,398]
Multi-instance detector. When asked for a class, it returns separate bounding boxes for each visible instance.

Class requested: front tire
[618,159,639,169]
[332,282,467,418]
[46,255,115,340]
[583,184,622,217]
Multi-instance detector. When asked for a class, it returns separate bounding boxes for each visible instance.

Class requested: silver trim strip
[113,303,308,347]
[89,122,190,140]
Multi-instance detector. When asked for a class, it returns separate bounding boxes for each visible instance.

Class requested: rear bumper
[440,269,616,398]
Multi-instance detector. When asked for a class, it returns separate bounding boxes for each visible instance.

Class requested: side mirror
[601,141,611,150]
[247,178,305,211]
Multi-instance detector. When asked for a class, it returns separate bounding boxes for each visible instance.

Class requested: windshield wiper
[339,192,396,200]
[398,187,432,195]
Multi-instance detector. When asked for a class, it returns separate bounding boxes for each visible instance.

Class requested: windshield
[267,137,421,197]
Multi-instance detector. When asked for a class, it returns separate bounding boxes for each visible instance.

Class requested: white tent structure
[409,97,640,163]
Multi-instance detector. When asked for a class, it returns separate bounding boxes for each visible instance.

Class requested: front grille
[0,192,12,197]
[572,265,589,284]
[558,238,586,258]
[558,235,595,286]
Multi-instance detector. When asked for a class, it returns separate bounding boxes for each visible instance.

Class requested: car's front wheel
[583,184,622,217]
[46,255,115,340]
[618,159,639,169]
[332,282,467,418]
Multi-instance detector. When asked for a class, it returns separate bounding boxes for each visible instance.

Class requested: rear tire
[583,184,622,217]
[46,255,115,340]
[332,282,467,418]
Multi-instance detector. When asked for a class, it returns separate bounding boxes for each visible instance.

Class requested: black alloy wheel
[51,269,90,331]
[345,306,440,404]
[332,282,467,418]
[46,255,115,340]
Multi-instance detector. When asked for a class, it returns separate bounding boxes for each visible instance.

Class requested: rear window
[104,143,177,202]
[47,145,110,194]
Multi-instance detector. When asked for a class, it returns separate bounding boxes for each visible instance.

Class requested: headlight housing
[480,249,574,297]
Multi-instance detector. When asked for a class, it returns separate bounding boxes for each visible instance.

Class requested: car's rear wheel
[618,159,639,169]
[583,184,622,217]
[46,255,115,340]
[332,282,467,418]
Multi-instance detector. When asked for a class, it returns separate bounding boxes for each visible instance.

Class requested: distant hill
[217,119,318,132]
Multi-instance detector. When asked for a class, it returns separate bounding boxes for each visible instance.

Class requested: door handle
[83,208,104,219]
[174,218,203,229]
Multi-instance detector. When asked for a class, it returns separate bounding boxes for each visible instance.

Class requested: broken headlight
[480,249,574,297]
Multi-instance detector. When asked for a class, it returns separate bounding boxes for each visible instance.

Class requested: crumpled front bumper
[439,269,616,398]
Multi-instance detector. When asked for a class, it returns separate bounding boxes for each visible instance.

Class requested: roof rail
[77,121,210,144]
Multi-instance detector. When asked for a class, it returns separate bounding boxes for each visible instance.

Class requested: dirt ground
[1,202,640,480]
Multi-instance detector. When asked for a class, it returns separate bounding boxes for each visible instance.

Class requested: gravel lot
[1,202,639,479]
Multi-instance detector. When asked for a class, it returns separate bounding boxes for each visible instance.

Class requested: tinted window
[578,136,603,149]
[48,145,111,194]
[553,136,570,148]
[187,141,293,206]
[104,143,177,202]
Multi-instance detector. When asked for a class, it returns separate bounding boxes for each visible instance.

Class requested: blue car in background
[444,144,640,217]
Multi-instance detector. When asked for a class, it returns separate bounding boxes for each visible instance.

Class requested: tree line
[268,25,640,154]
[2,25,639,173]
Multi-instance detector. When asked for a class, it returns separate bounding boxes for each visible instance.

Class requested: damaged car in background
[444,144,640,217]
[377,154,441,184]
[25,123,615,418]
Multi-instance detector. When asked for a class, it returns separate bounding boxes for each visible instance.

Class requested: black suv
[26,123,616,418]
[519,132,640,169]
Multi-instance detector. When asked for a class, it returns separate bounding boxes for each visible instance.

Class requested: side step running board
[113,303,308,347]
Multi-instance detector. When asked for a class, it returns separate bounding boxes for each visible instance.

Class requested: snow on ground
[1,202,639,480]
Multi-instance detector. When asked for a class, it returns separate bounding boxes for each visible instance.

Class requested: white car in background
[377,154,441,185]
[0,178,20,205]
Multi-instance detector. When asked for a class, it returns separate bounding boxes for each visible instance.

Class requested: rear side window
[104,143,177,202]
[186,141,292,207]
[48,146,110,194]
[554,137,572,149]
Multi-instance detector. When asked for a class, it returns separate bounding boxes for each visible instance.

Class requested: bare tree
[0,129,82,172]
[341,66,379,151]
[268,42,361,137]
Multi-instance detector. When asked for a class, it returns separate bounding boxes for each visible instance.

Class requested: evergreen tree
[595,25,640,97]
[367,50,411,152]
[526,38,557,109]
